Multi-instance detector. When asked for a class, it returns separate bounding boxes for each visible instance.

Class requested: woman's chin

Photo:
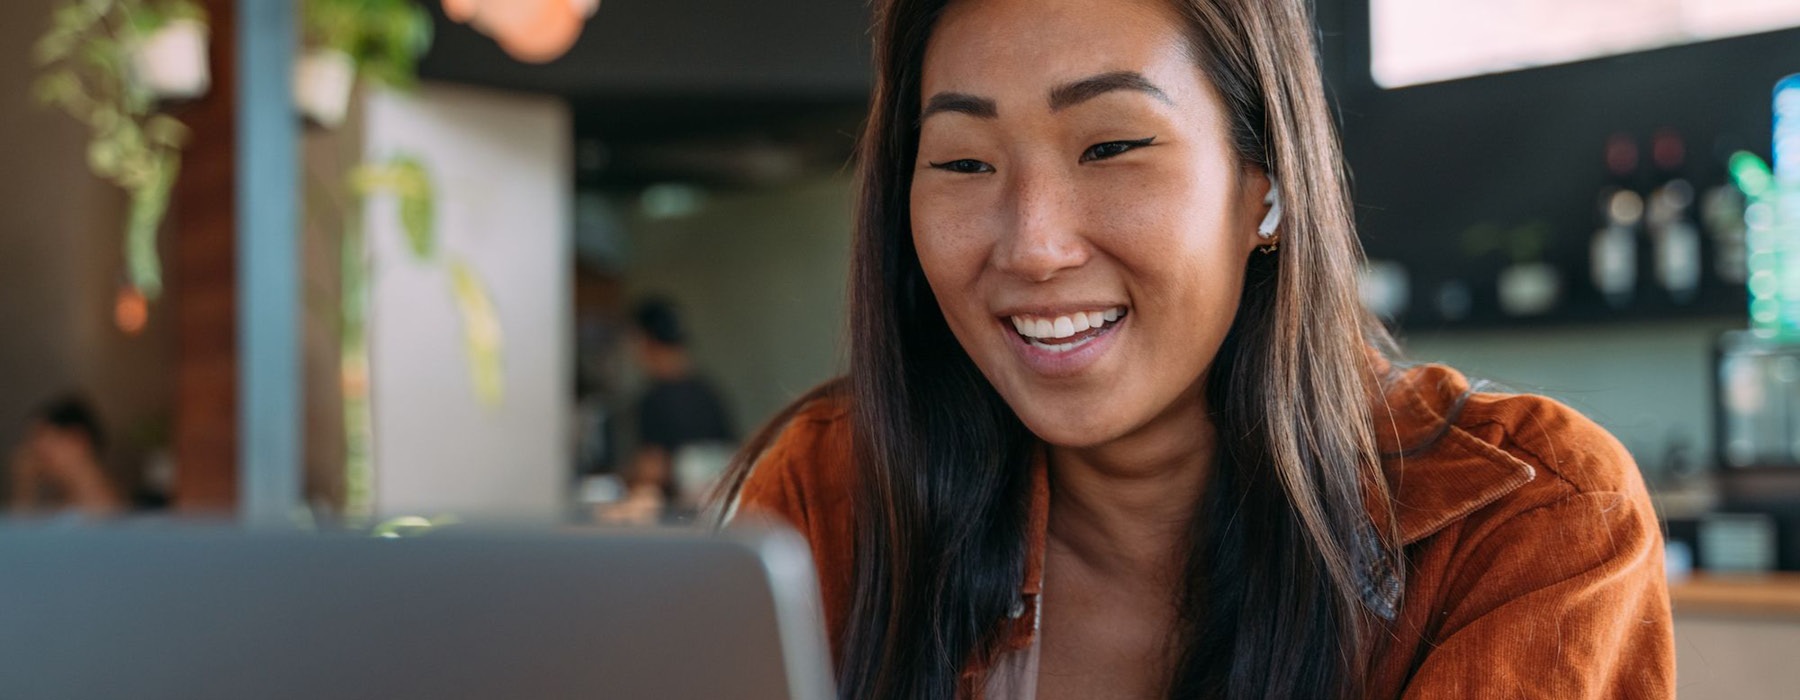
[1014,410,1128,451]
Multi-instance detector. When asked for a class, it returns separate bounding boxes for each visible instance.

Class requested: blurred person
[714,0,1674,698]
[8,395,123,518]
[605,297,734,524]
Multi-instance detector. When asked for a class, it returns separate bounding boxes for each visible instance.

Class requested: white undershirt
[980,600,1043,700]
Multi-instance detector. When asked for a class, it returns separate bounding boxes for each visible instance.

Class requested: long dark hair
[716,1,1403,697]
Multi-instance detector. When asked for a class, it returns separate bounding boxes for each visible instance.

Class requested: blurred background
[2,0,1799,696]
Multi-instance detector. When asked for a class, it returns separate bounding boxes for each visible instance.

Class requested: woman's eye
[1080,137,1156,163]
[927,159,994,174]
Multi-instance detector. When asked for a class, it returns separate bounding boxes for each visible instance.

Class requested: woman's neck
[1045,388,1216,585]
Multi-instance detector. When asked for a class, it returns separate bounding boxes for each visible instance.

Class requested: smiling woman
[713,0,1675,698]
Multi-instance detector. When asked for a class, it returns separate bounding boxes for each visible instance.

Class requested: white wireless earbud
[1258,181,1283,239]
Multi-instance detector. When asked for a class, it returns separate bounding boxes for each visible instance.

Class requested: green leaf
[32,70,79,106]
[351,156,437,259]
[125,5,164,35]
[122,159,177,300]
[79,41,121,82]
[35,30,77,65]
[399,191,434,259]
[448,258,504,408]
[112,119,146,155]
[406,6,433,55]
[53,3,95,34]
[161,0,208,24]
[393,157,435,259]
[87,138,123,177]
[302,0,430,89]
[91,106,120,132]
[105,121,152,186]
[143,114,188,147]
[346,166,379,196]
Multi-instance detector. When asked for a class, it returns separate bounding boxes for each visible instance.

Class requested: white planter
[295,48,357,128]
[1358,259,1411,319]
[1498,262,1561,317]
[130,19,210,101]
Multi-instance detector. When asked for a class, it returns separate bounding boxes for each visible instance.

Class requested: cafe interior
[1,0,1799,697]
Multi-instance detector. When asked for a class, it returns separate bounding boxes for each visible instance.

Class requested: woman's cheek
[1078,173,1190,259]
[914,191,997,275]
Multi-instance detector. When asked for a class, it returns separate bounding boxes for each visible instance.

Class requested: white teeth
[1008,306,1127,340]
[1027,336,1095,353]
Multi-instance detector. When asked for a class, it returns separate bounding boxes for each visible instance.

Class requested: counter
[1670,573,1800,618]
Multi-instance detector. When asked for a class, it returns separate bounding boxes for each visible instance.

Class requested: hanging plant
[34,0,211,301]
[348,156,505,408]
[296,0,433,519]
[297,0,433,127]
[125,0,210,99]
[334,154,505,516]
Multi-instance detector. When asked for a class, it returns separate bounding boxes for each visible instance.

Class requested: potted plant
[34,0,210,301]
[297,0,434,128]
[127,0,210,100]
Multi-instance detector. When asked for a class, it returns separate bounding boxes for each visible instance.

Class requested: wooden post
[171,0,240,512]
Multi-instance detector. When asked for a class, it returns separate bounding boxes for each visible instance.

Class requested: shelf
[1387,286,1747,334]
[1671,573,1800,619]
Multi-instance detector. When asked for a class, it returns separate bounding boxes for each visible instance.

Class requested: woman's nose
[992,166,1089,282]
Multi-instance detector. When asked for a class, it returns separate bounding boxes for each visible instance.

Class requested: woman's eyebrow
[921,92,999,122]
[919,71,1170,124]
[1048,71,1172,111]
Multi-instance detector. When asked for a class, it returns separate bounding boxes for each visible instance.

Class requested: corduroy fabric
[736,362,1675,698]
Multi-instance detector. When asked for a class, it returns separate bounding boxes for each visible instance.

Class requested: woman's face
[911,0,1270,449]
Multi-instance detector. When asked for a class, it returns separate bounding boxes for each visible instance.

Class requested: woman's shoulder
[1457,379,1642,498]
[1378,362,1653,545]
[1371,363,1673,695]
[730,390,855,532]
[727,389,858,645]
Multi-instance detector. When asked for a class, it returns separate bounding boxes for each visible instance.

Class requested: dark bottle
[1591,134,1643,308]
[1647,129,1702,304]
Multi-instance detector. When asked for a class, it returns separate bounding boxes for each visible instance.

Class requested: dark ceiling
[415,1,875,188]
[417,0,874,146]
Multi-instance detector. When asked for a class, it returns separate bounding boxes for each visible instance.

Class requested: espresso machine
[1711,331,1800,571]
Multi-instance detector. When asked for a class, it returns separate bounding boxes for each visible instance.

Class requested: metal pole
[237,0,301,527]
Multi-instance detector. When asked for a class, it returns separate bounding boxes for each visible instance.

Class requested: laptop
[0,525,835,700]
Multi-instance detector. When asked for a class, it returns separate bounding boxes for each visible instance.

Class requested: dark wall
[1330,0,1798,328]
[419,0,872,98]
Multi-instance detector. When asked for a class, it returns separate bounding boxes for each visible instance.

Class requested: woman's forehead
[920,0,1201,110]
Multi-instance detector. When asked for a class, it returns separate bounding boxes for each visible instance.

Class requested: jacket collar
[1372,362,1538,545]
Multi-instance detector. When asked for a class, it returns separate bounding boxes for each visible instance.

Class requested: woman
[717,0,1674,697]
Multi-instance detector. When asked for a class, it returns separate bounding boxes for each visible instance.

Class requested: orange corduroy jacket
[735,362,1675,698]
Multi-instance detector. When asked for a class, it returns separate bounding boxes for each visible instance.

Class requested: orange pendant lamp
[443,0,599,64]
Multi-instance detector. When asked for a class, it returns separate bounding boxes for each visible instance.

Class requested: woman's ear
[1241,169,1280,255]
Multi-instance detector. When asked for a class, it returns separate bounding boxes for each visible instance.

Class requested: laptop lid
[0,526,835,700]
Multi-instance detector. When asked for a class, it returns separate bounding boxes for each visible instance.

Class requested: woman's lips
[1000,307,1129,377]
